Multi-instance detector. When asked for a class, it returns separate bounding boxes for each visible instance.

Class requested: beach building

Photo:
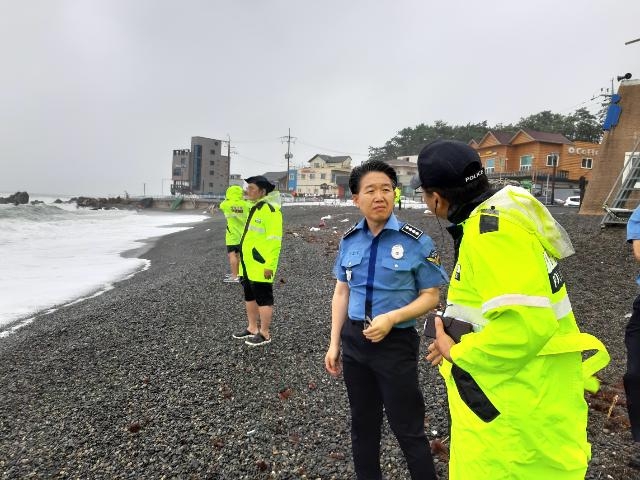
[229,174,243,187]
[262,171,288,191]
[170,137,230,195]
[295,154,352,197]
[473,129,600,186]
[388,158,418,196]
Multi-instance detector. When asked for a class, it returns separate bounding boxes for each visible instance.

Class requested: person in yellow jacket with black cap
[232,175,283,347]
[414,139,609,479]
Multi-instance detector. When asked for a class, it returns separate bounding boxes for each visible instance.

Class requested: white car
[564,196,581,207]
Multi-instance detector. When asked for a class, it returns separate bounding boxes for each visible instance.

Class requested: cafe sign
[568,146,598,156]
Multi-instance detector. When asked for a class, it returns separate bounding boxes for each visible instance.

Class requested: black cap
[244,175,275,193]
[412,139,486,190]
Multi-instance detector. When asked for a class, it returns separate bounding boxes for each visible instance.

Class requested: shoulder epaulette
[343,223,358,238]
[400,223,423,240]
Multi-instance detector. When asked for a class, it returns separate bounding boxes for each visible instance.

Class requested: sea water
[0,194,207,335]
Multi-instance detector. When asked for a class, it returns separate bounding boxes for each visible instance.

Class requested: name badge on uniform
[391,244,404,260]
[346,269,352,281]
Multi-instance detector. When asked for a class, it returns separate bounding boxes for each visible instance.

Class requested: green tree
[567,108,602,143]
[368,109,602,162]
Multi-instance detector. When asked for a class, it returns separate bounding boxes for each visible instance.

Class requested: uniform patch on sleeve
[426,249,441,266]
[400,223,423,240]
[479,213,499,233]
[343,223,358,238]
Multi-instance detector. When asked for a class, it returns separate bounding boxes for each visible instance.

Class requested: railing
[486,170,569,180]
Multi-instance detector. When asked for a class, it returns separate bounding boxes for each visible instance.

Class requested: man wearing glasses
[325,160,447,480]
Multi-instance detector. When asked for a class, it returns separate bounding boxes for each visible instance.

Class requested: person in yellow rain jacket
[413,139,609,480]
[231,176,283,347]
[219,185,248,283]
[394,186,402,210]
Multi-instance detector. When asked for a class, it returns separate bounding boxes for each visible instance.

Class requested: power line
[231,137,281,144]
[296,139,369,157]
[234,153,281,167]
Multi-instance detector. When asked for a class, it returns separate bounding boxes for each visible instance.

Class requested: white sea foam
[0,195,206,334]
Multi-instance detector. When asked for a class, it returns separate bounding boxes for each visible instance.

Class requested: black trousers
[341,320,437,480]
[625,294,640,442]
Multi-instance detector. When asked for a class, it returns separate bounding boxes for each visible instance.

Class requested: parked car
[564,196,581,207]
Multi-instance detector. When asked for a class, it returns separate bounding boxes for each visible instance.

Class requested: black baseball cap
[244,175,275,193]
[411,139,486,190]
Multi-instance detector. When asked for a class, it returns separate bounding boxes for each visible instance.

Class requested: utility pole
[281,128,297,192]
[225,134,237,184]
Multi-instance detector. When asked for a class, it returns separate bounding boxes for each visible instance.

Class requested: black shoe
[232,329,254,339]
[245,333,272,347]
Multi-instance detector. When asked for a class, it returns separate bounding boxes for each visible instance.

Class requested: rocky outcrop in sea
[0,191,29,205]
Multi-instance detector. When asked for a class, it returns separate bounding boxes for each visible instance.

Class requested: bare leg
[258,305,273,339]
[245,300,260,334]
[228,251,239,278]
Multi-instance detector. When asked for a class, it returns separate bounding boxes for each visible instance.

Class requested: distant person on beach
[232,176,282,347]
[219,185,247,283]
[415,139,610,479]
[325,160,447,480]
[625,205,640,469]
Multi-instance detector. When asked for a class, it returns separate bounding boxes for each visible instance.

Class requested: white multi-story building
[295,154,352,197]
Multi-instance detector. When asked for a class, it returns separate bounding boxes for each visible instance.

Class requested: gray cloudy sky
[1,0,639,197]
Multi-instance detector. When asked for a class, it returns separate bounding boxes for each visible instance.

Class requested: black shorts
[226,244,240,253]
[242,279,274,306]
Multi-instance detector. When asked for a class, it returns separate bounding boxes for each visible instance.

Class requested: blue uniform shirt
[628,205,640,285]
[333,213,448,328]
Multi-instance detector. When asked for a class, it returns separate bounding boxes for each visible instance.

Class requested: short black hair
[349,160,398,194]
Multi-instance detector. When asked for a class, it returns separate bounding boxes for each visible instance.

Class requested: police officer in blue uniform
[626,205,640,468]
[325,160,447,480]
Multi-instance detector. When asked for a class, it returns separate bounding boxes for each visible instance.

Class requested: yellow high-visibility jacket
[239,191,283,283]
[219,185,248,246]
[441,186,609,480]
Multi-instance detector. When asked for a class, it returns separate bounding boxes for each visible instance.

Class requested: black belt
[349,319,367,328]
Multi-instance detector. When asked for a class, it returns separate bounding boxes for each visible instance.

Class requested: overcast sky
[1,0,639,197]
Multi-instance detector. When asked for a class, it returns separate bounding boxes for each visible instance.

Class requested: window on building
[210,150,215,155]
[309,173,316,179]
[313,163,321,168]
[173,168,182,176]
[289,173,294,180]
[485,158,495,173]
[320,173,326,179]
[546,154,559,167]
[299,174,306,180]
[520,155,533,171]
[209,170,214,175]
[581,158,593,169]
[209,182,213,187]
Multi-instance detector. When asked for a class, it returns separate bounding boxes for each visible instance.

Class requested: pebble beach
[0,204,637,479]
